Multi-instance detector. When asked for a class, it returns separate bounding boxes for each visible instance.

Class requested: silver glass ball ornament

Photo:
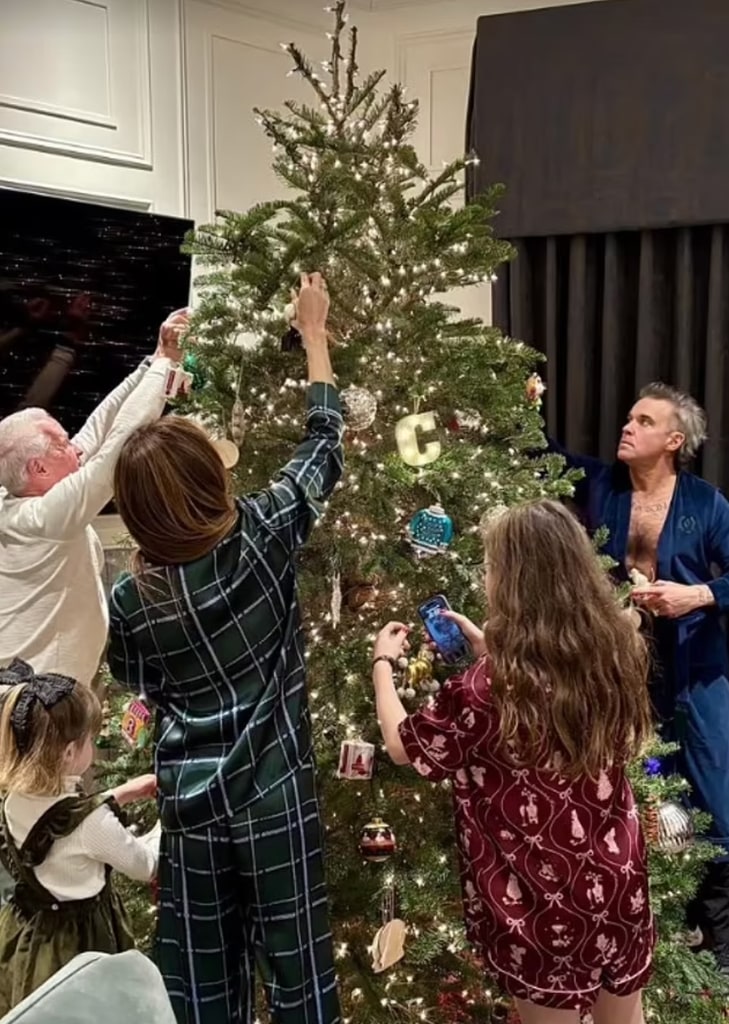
[656,800,693,854]
[341,385,377,431]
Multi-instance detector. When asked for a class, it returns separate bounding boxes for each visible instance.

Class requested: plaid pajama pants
[156,762,341,1024]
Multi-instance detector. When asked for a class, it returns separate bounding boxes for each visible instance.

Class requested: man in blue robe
[550,382,729,969]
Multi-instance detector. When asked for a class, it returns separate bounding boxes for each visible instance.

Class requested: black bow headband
[0,659,76,755]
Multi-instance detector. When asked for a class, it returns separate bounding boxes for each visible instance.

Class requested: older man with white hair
[0,310,190,687]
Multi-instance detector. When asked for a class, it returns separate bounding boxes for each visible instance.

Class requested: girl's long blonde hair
[482,499,652,779]
[0,679,101,796]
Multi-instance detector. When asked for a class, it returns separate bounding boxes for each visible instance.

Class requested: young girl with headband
[0,659,159,1014]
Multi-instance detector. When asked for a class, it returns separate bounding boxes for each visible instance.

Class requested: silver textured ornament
[341,386,377,431]
[230,398,245,445]
[656,800,693,854]
[453,408,482,431]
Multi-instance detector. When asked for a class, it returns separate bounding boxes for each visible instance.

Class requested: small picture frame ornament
[121,699,151,750]
[337,739,375,780]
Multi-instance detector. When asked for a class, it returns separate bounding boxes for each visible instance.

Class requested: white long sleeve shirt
[4,777,159,901]
[0,358,172,685]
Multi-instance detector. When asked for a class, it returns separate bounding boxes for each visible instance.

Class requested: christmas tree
[103,3,727,1021]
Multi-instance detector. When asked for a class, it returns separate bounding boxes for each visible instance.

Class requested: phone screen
[418,595,469,664]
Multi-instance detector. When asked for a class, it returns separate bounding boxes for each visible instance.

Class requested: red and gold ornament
[358,817,396,862]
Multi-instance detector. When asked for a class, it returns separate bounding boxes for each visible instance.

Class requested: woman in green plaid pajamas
[106,273,343,1024]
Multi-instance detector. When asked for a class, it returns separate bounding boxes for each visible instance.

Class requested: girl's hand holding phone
[438,610,487,658]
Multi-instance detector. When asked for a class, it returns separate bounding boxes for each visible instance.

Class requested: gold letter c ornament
[395,411,441,467]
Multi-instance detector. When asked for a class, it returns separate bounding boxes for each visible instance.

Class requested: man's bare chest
[627,493,674,576]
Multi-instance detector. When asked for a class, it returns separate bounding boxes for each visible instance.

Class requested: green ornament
[183,352,206,390]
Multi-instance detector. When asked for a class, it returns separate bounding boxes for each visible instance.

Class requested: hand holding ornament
[111,773,157,806]
[155,307,191,363]
[373,621,411,663]
[294,271,330,344]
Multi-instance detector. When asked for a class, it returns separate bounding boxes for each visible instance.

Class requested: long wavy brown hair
[113,416,238,574]
[482,499,652,779]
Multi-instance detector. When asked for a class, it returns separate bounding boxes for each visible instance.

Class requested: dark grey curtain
[493,227,729,491]
[466,0,729,237]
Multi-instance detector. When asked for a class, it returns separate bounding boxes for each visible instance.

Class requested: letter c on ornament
[395,411,441,467]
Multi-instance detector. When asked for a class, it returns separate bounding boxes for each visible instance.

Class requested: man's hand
[633,581,714,618]
[112,773,157,806]
[155,307,190,363]
[294,272,329,344]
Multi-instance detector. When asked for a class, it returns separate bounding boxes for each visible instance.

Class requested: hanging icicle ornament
[230,398,246,446]
[341,385,377,431]
[371,880,406,973]
[407,504,454,559]
[330,570,342,628]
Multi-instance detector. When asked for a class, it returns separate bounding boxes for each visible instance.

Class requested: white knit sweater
[0,357,173,686]
[4,777,159,901]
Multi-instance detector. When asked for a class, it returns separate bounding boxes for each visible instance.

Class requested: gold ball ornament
[341,386,378,431]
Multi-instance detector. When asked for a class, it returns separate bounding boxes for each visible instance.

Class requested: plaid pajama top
[107,383,344,833]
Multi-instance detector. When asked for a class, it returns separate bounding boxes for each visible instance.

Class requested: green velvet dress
[0,792,135,1015]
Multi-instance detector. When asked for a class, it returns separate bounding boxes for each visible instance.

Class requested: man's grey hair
[0,408,53,495]
[639,382,708,465]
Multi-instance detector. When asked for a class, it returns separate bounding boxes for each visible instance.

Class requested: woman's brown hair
[482,499,652,779]
[0,680,101,795]
[113,416,238,572]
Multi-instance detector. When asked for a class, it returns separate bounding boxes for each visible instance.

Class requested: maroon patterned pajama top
[398,660,655,1012]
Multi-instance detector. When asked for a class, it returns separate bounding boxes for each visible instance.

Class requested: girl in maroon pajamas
[372,499,655,1024]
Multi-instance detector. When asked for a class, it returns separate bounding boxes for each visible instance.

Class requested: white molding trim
[372,0,454,7]
[136,0,154,168]
[189,0,327,34]
[0,0,154,170]
[395,27,473,89]
[177,0,191,218]
[0,129,153,168]
[0,93,116,129]
[205,29,217,219]
[0,176,154,211]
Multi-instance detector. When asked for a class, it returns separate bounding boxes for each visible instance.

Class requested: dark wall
[0,189,192,437]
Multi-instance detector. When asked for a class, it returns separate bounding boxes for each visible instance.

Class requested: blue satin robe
[553,443,729,847]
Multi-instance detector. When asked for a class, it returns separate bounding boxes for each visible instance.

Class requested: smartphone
[417,594,470,665]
